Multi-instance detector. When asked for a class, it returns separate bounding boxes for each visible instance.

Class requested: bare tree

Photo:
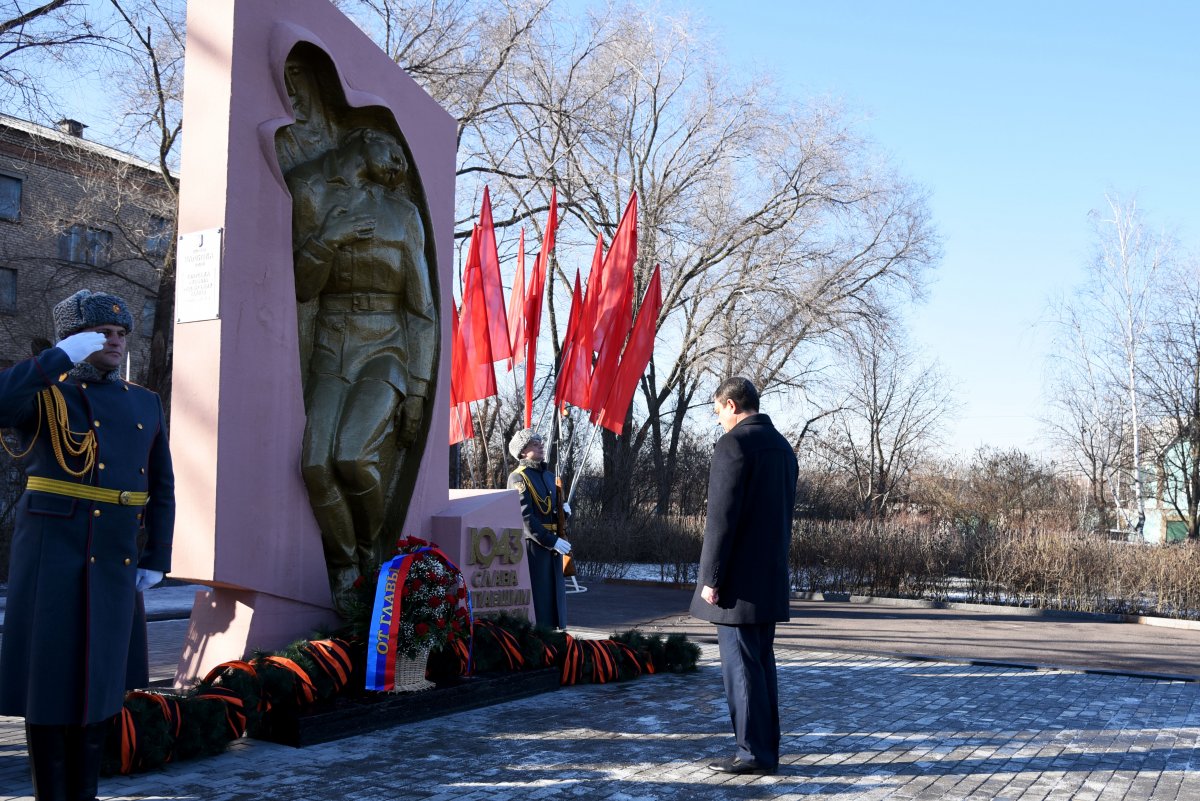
[0,0,114,112]
[1045,301,1128,533]
[0,0,183,398]
[963,447,1075,529]
[1139,258,1200,540]
[483,7,937,512]
[813,324,952,518]
[337,2,939,512]
[1053,195,1171,535]
[100,0,185,398]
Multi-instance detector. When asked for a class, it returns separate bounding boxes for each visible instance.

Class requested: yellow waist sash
[26,475,149,507]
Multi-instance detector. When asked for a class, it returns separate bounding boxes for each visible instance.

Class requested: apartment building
[0,113,174,570]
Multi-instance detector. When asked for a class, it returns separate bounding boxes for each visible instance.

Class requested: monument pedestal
[174,489,529,686]
[432,489,532,623]
[175,589,341,687]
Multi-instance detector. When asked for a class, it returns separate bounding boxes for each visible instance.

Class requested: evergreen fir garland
[102,619,700,776]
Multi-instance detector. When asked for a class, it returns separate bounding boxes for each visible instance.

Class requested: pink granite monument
[171,0,530,685]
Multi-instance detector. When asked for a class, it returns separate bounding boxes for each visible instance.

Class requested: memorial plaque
[176,227,223,323]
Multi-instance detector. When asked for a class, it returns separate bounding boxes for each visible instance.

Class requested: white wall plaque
[175,227,223,323]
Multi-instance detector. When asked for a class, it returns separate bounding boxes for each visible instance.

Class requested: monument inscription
[467,526,531,619]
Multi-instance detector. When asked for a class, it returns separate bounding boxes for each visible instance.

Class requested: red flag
[590,192,636,354]
[595,264,662,435]
[523,187,557,427]
[449,305,477,445]
[477,187,511,362]
[553,271,583,410]
[460,229,497,402]
[587,253,633,423]
[449,403,475,445]
[586,195,636,421]
[581,232,604,329]
[554,271,593,412]
[450,303,471,403]
[506,228,526,371]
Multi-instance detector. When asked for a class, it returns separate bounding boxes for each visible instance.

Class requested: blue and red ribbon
[366,545,474,691]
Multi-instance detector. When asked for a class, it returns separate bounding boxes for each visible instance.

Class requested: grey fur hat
[508,428,544,460]
[53,290,134,341]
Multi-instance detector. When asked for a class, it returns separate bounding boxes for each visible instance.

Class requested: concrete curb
[790,590,1200,631]
[880,650,1199,684]
[597,579,1200,630]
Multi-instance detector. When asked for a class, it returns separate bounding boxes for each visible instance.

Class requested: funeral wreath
[359,535,471,661]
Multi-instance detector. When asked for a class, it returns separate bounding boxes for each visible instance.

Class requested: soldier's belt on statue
[26,475,150,506]
[319,292,403,312]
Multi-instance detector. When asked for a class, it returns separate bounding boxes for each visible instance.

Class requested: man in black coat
[0,290,174,801]
[690,377,797,775]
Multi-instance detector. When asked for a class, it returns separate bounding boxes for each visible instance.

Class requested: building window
[146,215,172,257]
[58,224,112,267]
[0,175,20,222]
[142,296,156,334]
[0,268,15,313]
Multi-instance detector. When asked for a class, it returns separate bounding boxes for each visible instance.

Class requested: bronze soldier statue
[284,123,437,612]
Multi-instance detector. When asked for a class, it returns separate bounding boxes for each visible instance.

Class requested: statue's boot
[348,484,386,572]
[310,493,360,613]
[329,565,362,615]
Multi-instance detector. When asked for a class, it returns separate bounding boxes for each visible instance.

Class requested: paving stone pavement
[2,628,1198,801]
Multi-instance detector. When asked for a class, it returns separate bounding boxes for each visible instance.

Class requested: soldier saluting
[0,290,174,801]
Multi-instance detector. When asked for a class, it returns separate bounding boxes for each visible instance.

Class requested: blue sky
[693,0,1200,457]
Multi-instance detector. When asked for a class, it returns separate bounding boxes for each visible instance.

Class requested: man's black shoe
[706,756,777,775]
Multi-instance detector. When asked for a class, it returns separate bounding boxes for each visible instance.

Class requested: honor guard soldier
[0,290,175,801]
[507,428,570,629]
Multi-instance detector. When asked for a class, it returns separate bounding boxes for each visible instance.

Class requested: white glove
[553,538,572,556]
[562,501,572,516]
[135,569,164,592]
[56,331,105,363]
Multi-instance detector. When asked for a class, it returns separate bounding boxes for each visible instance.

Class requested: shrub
[787,518,1200,619]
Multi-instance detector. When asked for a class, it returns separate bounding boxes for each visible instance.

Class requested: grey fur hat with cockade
[53,289,134,341]
[508,428,544,460]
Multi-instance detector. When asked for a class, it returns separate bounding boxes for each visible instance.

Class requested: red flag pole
[507,229,527,423]
[566,420,603,506]
[532,367,558,436]
[506,227,527,373]
[525,187,557,428]
[463,402,480,487]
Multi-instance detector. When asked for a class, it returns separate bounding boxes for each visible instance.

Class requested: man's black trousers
[716,622,780,768]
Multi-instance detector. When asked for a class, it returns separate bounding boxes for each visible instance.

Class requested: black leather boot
[65,720,110,801]
[25,723,69,801]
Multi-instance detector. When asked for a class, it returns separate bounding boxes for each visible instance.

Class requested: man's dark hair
[714,376,760,412]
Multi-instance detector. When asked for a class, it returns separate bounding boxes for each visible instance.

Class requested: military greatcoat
[508,461,567,629]
[0,347,174,724]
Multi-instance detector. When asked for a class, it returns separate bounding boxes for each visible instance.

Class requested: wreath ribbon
[366,545,474,691]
